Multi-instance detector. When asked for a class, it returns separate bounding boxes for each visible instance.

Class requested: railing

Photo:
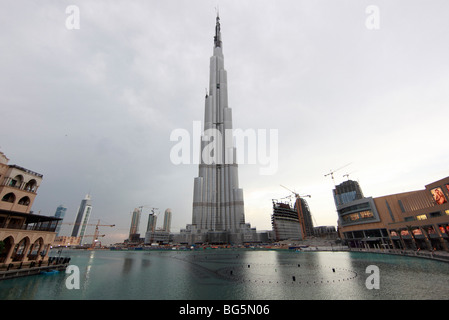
[0,257,71,272]
[0,222,58,232]
[347,247,449,262]
[0,180,38,193]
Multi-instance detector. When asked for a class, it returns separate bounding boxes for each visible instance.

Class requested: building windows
[385,200,395,222]
[424,225,436,235]
[341,210,374,223]
[1,192,16,203]
[416,214,427,221]
[360,210,374,219]
[339,202,370,215]
[398,200,406,213]
[438,224,449,234]
[430,211,442,218]
[24,179,37,192]
[18,196,30,206]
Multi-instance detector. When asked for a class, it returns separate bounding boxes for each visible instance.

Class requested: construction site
[271,185,315,242]
[53,219,115,249]
[271,184,338,245]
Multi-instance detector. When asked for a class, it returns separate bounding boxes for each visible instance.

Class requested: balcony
[0,210,61,233]
[1,178,39,194]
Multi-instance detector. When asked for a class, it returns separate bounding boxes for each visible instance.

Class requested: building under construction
[272,200,302,241]
[295,197,315,238]
[271,196,315,242]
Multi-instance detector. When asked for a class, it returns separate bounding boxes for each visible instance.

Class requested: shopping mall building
[335,176,449,252]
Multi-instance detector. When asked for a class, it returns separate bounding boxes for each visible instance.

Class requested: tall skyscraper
[71,194,92,244]
[54,205,67,236]
[129,207,141,239]
[163,208,172,233]
[183,14,256,244]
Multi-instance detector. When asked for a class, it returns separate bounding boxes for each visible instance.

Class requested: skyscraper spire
[214,13,222,48]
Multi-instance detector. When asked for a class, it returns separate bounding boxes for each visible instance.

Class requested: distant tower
[71,194,92,244]
[54,205,67,236]
[163,208,172,232]
[146,213,157,233]
[129,208,141,240]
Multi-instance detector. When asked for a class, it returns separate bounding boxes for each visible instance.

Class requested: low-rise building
[53,236,81,247]
[0,151,61,266]
[336,176,449,251]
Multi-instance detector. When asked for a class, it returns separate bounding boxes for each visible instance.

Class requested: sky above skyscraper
[1,0,448,244]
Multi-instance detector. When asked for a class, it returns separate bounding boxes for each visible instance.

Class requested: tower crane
[343,171,356,181]
[138,205,159,216]
[62,219,115,248]
[324,163,352,186]
[87,220,115,249]
[280,185,312,239]
[280,185,311,199]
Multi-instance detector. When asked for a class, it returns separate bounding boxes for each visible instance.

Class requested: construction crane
[280,185,311,199]
[324,163,352,186]
[138,205,159,216]
[62,219,115,248]
[280,185,311,239]
[84,233,105,248]
[137,205,149,213]
[87,220,115,249]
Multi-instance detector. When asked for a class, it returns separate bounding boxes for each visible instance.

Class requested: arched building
[0,151,60,266]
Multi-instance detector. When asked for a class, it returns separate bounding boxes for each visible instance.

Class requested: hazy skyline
[1,1,448,244]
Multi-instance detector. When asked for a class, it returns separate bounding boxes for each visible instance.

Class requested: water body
[0,249,447,300]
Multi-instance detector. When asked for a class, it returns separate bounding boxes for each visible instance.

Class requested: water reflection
[1,250,448,300]
[122,257,134,274]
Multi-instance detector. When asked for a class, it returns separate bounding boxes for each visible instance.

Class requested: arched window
[12,237,29,261]
[0,236,14,263]
[10,175,24,188]
[28,238,43,260]
[1,192,16,203]
[18,196,30,206]
[24,179,37,192]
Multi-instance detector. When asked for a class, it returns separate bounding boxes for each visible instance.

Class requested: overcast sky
[1,1,448,245]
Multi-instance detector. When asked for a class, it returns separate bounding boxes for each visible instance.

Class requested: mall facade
[335,176,449,252]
